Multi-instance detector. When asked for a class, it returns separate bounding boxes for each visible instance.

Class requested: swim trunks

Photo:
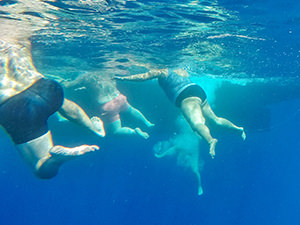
[175,84,207,107]
[158,69,207,107]
[158,69,195,103]
[0,78,64,144]
[99,94,129,123]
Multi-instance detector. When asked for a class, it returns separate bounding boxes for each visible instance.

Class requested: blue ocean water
[1,0,300,225]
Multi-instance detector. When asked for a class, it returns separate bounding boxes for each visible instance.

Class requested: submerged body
[0,36,103,179]
[115,68,246,158]
[64,74,154,139]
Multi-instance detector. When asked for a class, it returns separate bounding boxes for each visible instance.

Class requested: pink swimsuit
[100,94,129,123]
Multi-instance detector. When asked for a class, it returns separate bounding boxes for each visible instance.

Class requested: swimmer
[63,73,154,139]
[115,68,246,158]
[0,39,103,179]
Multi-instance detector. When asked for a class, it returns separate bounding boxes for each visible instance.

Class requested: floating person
[0,39,105,179]
[115,68,246,158]
[153,117,205,195]
[63,73,154,139]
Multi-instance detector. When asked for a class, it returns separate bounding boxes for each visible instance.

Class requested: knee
[33,160,59,179]
[34,168,58,179]
[189,120,206,131]
[213,117,223,125]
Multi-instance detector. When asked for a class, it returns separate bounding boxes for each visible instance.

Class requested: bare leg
[125,105,155,128]
[135,128,150,139]
[202,102,246,140]
[195,170,203,196]
[106,119,149,139]
[177,146,204,195]
[36,145,99,179]
[180,97,217,158]
[58,98,105,137]
[16,132,99,179]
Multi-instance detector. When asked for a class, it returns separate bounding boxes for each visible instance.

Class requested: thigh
[105,119,122,133]
[118,95,130,113]
[180,97,205,125]
[201,102,218,122]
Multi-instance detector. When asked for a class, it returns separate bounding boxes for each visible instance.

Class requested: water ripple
[1,0,297,79]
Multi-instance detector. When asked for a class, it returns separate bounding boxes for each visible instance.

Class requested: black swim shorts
[175,84,207,107]
[0,78,64,144]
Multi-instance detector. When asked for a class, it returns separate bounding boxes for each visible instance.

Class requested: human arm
[58,98,105,137]
[114,69,168,81]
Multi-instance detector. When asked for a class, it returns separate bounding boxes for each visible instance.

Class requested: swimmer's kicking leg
[189,156,204,196]
[202,102,246,140]
[192,165,203,196]
[36,145,99,179]
[105,119,149,139]
[125,105,155,128]
[17,132,99,179]
[59,99,105,137]
[180,97,218,158]
[135,127,150,139]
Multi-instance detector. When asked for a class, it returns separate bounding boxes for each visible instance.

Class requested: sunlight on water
[1,1,300,225]
[1,0,265,80]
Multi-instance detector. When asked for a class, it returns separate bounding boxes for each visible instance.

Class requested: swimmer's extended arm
[114,69,168,81]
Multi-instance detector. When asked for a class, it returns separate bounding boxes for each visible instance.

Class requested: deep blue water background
[1,0,300,224]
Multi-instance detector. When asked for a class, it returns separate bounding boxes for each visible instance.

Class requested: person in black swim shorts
[0,39,104,179]
[115,68,246,158]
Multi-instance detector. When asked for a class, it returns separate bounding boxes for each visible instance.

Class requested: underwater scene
[0,0,300,224]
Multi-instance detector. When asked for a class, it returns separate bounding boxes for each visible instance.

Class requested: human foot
[239,127,246,140]
[135,128,149,139]
[35,145,99,179]
[91,116,105,137]
[49,145,99,161]
[209,139,218,159]
[145,121,155,128]
[198,186,204,196]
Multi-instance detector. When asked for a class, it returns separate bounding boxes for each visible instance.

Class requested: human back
[0,39,43,104]
[96,77,120,105]
[158,68,195,104]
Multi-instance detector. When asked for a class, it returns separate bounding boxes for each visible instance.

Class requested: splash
[153,116,205,195]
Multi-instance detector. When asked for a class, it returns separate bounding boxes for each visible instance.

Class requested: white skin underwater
[0,37,104,179]
[63,73,154,139]
[114,68,246,158]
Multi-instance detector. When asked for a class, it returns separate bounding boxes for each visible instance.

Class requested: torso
[96,80,120,105]
[0,39,43,104]
[158,68,195,103]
